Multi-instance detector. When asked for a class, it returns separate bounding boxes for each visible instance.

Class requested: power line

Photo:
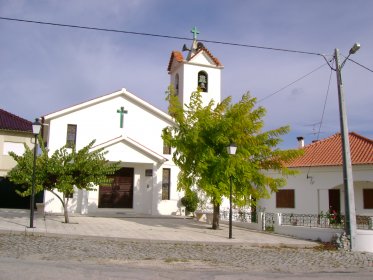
[0,16,325,57]
[346,57,373,73]
[306,66,334,178]
[257,63,328,103]
[0,16,190,41]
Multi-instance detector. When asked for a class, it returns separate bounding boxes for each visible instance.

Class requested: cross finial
[191,27,199,40]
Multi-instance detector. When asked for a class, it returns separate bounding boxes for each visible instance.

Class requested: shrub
[181,190,199,213]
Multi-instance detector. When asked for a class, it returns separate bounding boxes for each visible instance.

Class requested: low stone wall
[274,223,344,243]
[356,230,373,253]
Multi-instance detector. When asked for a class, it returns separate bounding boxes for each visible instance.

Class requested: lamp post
[30,118,42,228]
[227,143,237,239]
[334,43,360,251]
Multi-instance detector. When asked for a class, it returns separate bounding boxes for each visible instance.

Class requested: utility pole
[334,47,358,250]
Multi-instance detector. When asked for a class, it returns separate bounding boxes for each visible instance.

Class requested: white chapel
[42,29,223,216]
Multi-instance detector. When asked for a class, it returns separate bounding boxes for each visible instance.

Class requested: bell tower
[167,27,223,108]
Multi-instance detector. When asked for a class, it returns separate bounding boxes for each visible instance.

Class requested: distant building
[0,108,33,176]
[0,108,35,209]
[259,132,373,216]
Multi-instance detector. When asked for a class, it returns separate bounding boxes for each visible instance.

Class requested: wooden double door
[99,167,134,208]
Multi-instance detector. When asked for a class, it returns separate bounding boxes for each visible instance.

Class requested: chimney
[297,136,304,148]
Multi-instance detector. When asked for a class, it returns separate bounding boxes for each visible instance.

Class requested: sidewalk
[0,208,318,248]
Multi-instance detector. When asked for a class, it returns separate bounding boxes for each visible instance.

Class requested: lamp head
[227,143,237,155]
[32,118,42,135]
[349,43,360,55]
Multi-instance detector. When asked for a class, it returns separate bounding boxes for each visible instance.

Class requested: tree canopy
[162,89,302,229]
[7,139,119,223]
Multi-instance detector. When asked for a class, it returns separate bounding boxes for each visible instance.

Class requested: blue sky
[1,0,372,148]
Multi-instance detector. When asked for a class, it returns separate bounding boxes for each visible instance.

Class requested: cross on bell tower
[191,26,199,40]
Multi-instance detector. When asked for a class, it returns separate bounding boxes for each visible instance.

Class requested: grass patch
[313,242,338,251]
[164,257,189,263]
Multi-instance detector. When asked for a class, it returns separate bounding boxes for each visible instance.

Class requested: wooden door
[328,189,341,213]
[99,167,134,208]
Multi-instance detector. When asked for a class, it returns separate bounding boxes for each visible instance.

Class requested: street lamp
[227,143,237,239]
[30,118,42,228]
[334,43,360,250]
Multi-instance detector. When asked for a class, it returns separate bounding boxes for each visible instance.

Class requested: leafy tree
[163,89,302,229]
[7,139,119,223]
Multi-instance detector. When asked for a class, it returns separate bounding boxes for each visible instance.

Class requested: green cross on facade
[116,106,128,128]
[191,27,199,40]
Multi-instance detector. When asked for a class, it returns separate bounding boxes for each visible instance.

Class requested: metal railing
[218,210,372,230]
[356,215,373,230]
[280,213,373,230]
[220,209,258,223]
[280,213,344,228]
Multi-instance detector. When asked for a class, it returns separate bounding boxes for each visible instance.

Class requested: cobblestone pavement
[1,232,372,273]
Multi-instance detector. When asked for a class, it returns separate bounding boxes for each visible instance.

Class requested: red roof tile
[167,45,223,72]
[0,108,32,133]
[287,132,373,167]
[167,51,184,72]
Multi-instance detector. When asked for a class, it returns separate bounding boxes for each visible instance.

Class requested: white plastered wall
[258,166,373,215]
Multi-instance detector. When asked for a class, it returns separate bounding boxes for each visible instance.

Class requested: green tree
[163,89,302,229]
[7,139,119,223]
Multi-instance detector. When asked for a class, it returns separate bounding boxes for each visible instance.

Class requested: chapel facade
[42,29,223,216]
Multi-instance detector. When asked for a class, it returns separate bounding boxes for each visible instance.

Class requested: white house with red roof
[258,132,373,216]
[42,31,224,216]
[0,109,34,177]
[0,109,37,209]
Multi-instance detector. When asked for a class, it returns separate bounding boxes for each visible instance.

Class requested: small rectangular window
[363,189,373,209]
[66,124,77,148]
[163,142,171,155]
[276,189,295,208]
[3,142,25,156]
[162,168,171,200]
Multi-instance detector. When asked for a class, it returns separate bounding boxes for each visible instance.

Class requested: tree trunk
[212,203,220,230]
[49,190,70,223]
[63,197,70,224]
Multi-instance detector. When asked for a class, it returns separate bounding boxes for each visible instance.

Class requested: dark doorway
[328,189,341,213]
[99,168,134,208]
[0,177,43,209]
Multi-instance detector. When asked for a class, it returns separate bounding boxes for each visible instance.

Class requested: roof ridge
[0,108,32,132]
[302,132,340,149]
[0,108,32,124]
[167,51,184,72]
[189,46,222,67]
[350,131,373,144]
[287,132,373,167]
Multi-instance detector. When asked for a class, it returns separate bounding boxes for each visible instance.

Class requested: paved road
[1,256,373,280]
[0,232,372,276]
[0,209,318,247]
[0,209,372,278]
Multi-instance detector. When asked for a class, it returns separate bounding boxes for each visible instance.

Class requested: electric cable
[257,63,327,103]
[0,16,324,57]
[345,57,373,73]
[306,65,334,179]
